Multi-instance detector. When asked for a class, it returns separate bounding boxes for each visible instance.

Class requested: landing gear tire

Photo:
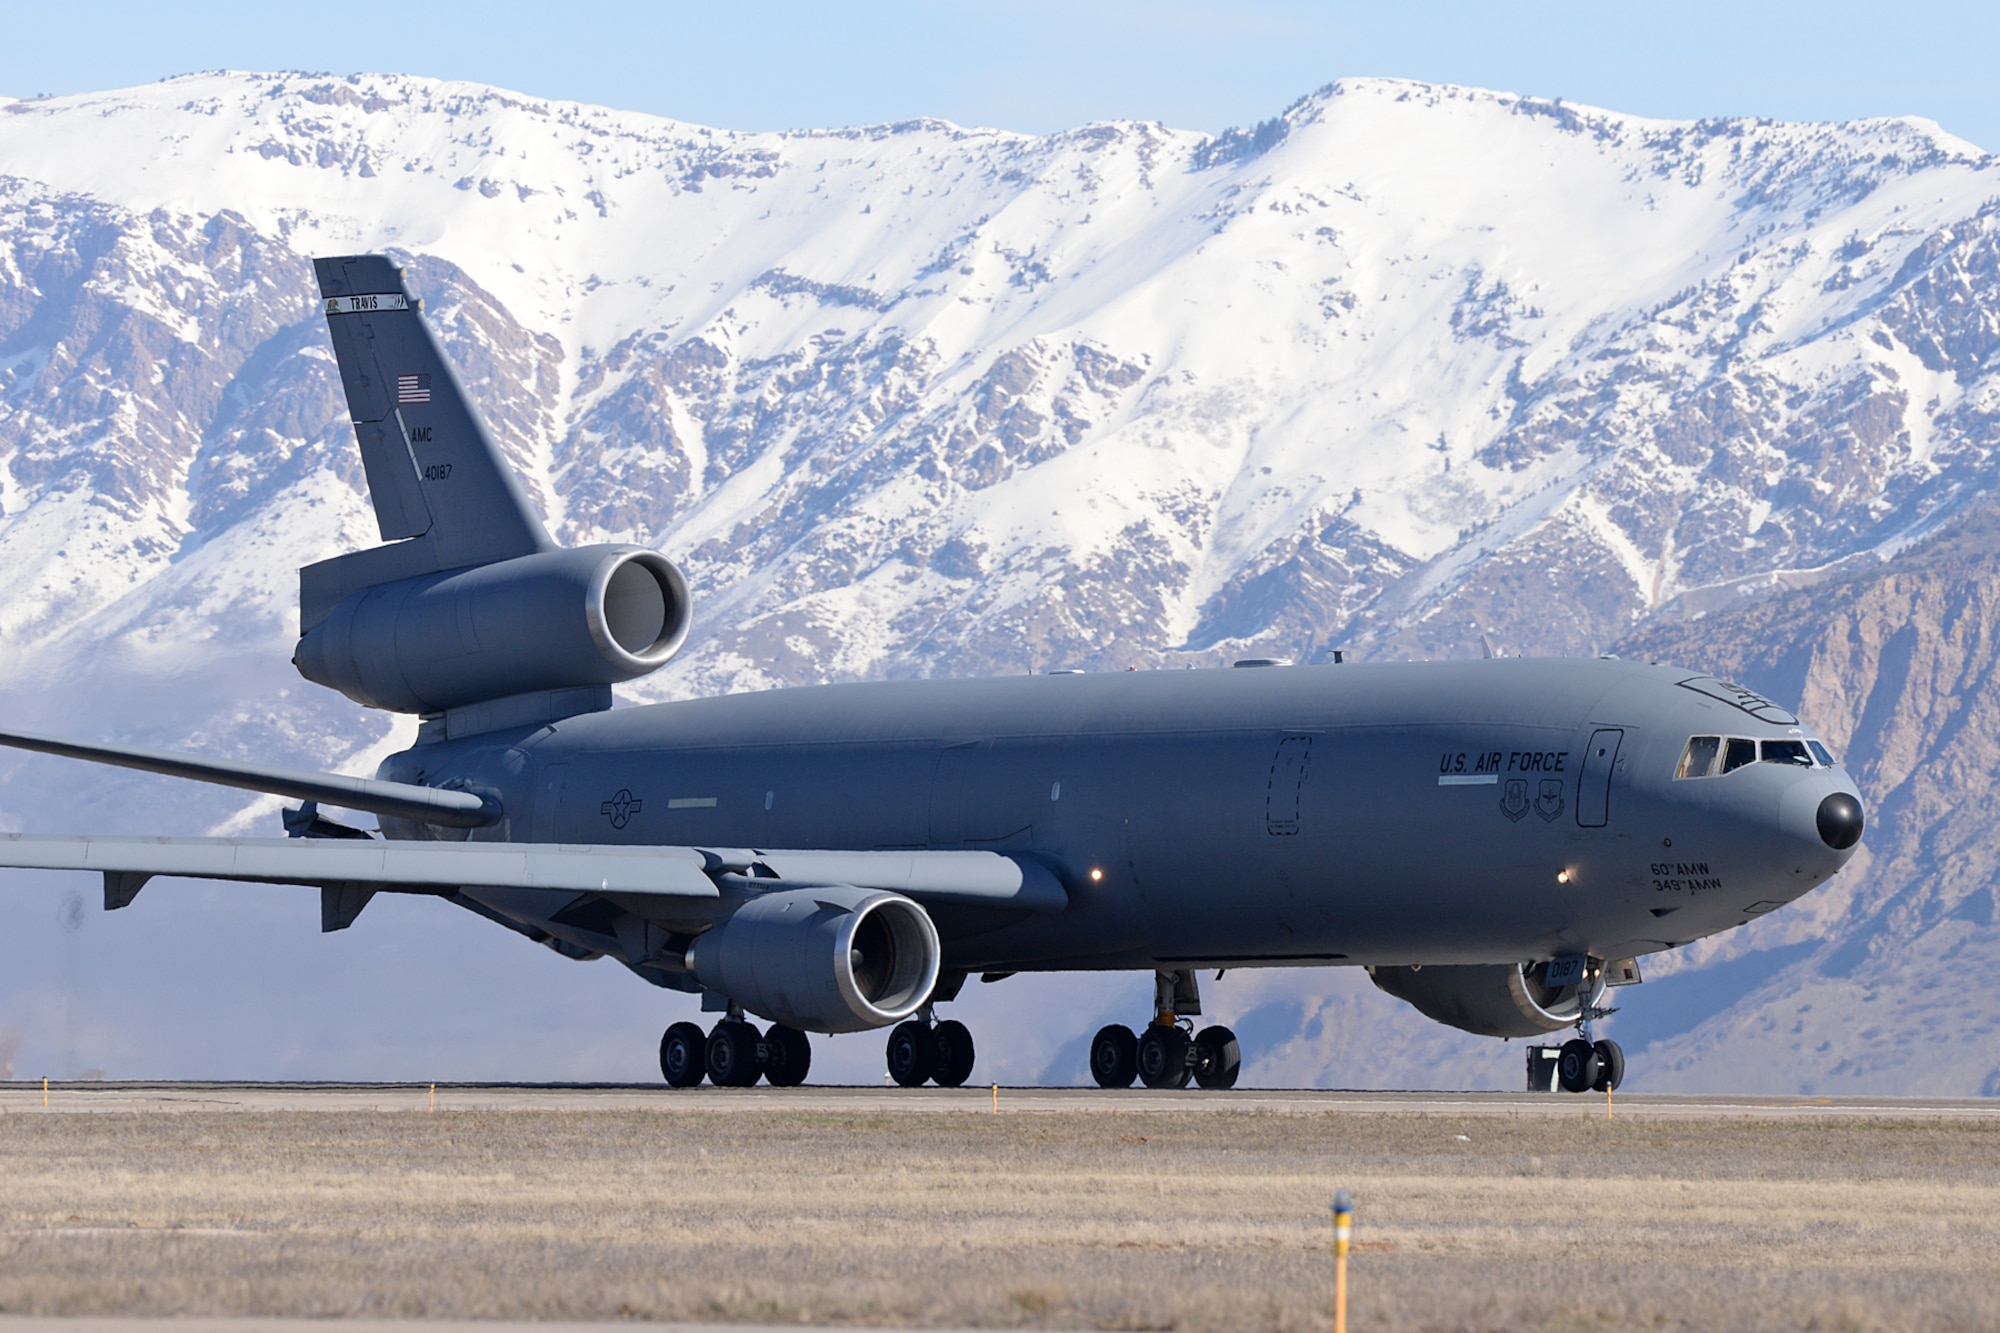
[659,1021,708,1088]
[1591,1039,1625,1092]
[1191,1025,1241,1090]
[1090,1024,1139,1088]
[707,1019,765,1087]
[1556,1037,1601,1094]
[1137,1025,1193,1089]
[762,1025,813,1088]
[886,1020,934,1087]
[932,1019,976,1087]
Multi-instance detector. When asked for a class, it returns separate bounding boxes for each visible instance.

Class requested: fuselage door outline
[1266,735,1313,836]
[1576,729,1624,828]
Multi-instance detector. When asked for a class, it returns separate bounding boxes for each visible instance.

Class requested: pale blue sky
[3,1,1995,150]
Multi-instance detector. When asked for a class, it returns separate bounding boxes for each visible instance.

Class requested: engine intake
[1368,961,1589,1038]
[294,545,690,714]
[687,886,941,1034]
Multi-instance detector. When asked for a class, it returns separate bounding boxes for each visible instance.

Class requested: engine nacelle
[1368,962,1591,1039]
[294,545,691,714]
[687,886,941,1034]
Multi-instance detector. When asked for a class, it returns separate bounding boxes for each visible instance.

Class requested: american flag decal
[396,373,432,405]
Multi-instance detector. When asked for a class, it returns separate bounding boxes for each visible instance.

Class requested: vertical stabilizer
[306,256,552,627]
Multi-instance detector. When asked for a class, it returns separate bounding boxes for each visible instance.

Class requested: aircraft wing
[0,833,717,904]
[740,849,1069,913]
[0,729,1064,914]
[0,835,1068,926]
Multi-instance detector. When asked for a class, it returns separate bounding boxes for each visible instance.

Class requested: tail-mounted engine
[687,885,942,1034]
[1367,961,1593,1038]
[294,544,691,714]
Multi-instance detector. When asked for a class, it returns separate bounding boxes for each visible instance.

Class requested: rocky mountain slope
[0,71,1995,1090]
[1609,500,2000,1095]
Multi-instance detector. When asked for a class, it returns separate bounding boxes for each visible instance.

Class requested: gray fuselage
[379,656,1860,977]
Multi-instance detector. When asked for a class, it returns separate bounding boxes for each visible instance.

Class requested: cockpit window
[1675,736,1721,779]
[1681,734,1837,776]
[1760,739,1813,767]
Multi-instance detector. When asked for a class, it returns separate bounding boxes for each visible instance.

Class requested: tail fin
[303,255,552,629]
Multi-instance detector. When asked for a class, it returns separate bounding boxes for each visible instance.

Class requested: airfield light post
[1331,1189,1354,1333]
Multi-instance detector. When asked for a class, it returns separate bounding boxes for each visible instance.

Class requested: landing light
[1090,868,1104,882]
[1556,869,1572,885]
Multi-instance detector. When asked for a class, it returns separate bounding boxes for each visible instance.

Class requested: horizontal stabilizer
[0,727,500,828]
[0,834,719,899]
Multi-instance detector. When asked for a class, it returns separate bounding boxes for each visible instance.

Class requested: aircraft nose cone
[1816,792,1865,851]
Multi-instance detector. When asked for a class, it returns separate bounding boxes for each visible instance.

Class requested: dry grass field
[0,1096,1996,1332]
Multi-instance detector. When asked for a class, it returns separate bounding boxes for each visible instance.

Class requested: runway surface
[0,1322,829,1333]
[0,1312,836,1320]
[3,1079,1994,1117]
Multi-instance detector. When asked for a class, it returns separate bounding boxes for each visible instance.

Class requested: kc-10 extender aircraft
[0,256,1866,1092]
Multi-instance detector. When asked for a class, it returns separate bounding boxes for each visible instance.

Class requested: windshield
[1676,736,1721,778]
[1676,734,1839,777]
[1761,739,1813,767]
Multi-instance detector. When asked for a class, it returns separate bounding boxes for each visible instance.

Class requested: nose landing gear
[1091,970,1241,1089]
[1527,959,1629,1094]
[1554,1036,1626,1092]
[1552,981,1625,1094]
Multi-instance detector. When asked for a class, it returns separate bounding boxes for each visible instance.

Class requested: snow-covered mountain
[0,71,1996,1092]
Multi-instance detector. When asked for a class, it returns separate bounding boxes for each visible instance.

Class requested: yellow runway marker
[1330,1189,1353,1333]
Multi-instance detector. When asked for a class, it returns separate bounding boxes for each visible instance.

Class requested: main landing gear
[885,1007,977,1087]
[1090,969,1240,1090]
[659,1015,813,1088]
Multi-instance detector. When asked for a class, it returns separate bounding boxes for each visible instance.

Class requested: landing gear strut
[1091,970,1240,1090]
[657,1011,813,1088]
[1554,970,1624,1094]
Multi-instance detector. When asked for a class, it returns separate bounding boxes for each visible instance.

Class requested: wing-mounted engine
[1367,961,1591,1038]
[687,885,942,1034]
[294,544,690,714]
